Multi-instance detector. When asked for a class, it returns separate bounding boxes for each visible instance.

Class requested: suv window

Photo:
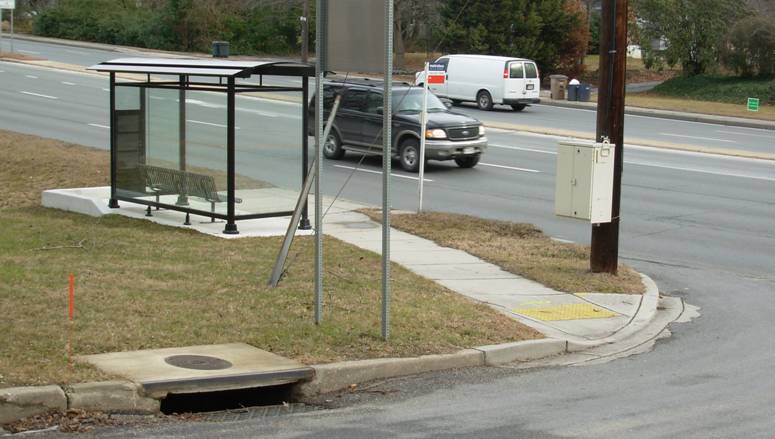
[525,63,538,79]
[365,91,383,114]
[509,62,524,79]
[341,89,367,111]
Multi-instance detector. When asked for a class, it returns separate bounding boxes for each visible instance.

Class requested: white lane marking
[490,144,556,155]
[0,70,5,73]
[88,123,110,129]
[333,164,434,182]
[61,81,76,86]
[150,96,166,101]
[237,107,281,118]
[716,130,774,139]
[102,88,110,92]
[187,119,240,130]
[20,91,58,100]
[25,75,39,79]
[626,161,775,182]
[659,133,735,143]
[479,162,541,173]
[18,50,40,55]
[186,98,224,109]
[65,49,88,55]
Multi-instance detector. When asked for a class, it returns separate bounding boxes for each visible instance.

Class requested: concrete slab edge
[566,272,660,352]
[0,381,158,426]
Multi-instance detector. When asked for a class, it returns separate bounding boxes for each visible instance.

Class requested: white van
[415,54,541,111]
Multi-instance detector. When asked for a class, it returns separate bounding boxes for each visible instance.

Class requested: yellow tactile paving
[514,303,617,321]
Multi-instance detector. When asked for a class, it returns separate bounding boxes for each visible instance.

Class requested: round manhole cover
[164,355,233,370]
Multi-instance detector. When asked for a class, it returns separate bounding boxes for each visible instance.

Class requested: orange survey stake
[68,273,75,321]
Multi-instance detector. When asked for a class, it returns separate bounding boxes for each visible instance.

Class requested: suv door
[362,91,384,150]
[338,88,368,144]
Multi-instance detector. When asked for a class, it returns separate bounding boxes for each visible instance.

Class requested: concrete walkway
[42,187,656,344]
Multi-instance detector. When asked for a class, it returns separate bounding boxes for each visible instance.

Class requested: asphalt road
[6,37,774,156]
[2,48,775,438]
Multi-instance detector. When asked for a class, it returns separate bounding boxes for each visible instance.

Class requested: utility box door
[555,141,615,223]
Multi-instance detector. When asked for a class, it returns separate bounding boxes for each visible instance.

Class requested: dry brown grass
[0,130,540,387]
[626,94,775,121]
[363,210,645,295]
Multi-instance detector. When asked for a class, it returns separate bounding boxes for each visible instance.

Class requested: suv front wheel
[323,132,344,159]
[454,154,481,168]
[399,138,421,172]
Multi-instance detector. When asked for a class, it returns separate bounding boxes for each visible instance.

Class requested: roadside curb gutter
[0,274,662,425]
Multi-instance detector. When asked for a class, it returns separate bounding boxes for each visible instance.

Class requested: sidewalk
[42,187,659,346]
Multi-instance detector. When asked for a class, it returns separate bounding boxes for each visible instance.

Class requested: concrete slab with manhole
[79,343,313,398]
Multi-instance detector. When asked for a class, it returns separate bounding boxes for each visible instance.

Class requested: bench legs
[146,205,152,217]
[184,212,191,226]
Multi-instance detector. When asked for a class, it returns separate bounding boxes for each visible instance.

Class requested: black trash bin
[578,83,592,102]
[212,41,230,58]
[567,84,580,101]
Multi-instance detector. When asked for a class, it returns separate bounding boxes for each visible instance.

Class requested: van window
[509,62,524,79]
[525,63,538,79]
[434,57,450,71]
[341,89,367,111]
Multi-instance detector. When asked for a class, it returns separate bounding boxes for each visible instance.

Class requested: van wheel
[477,91,493,111]
[451,99,461,106]
[399,138,421,172]
[323,132,344,159]
[455,154,481,168]
[511,104,527,112]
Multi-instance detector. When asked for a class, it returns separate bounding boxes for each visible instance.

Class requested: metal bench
[138,164,241,222]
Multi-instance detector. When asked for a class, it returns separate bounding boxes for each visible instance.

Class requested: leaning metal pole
[591,0,627,273]
[381,0,394,341]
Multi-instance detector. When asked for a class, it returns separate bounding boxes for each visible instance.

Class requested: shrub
[723,15,775,77]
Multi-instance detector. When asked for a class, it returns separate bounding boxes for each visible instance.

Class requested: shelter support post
[108,72,119,209]
[299,73,311,230]
[224,77,238,235]
[177,75,189,206]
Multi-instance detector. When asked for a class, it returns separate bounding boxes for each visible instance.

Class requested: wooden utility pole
[590,0,627,274]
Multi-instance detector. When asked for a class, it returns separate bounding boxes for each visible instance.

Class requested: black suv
[310,80,487,172]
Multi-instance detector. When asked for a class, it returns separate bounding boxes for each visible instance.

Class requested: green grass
[362,211,646,295]
[648,75,774,106]
[0,130,540,388]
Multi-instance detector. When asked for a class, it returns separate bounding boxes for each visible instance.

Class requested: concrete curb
[0,381,158,425]
[1,273,662,423]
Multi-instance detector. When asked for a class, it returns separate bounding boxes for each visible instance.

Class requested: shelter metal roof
[88,57,314,78]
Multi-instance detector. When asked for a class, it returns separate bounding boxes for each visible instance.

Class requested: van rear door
[504,61,526,101]
[523,62,541,100]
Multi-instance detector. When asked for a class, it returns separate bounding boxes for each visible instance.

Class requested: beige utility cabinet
[555,140,615,223]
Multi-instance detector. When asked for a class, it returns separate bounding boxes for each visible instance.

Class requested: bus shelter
[89,58,314,234]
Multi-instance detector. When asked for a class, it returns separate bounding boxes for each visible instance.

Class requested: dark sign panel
[326,0,386,73]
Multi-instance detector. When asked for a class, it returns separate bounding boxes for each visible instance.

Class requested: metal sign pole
[314,0,326,325]
[381,0,394,341]
[9,8,12,53]
[418,62,429,212]
[1,9,4,53]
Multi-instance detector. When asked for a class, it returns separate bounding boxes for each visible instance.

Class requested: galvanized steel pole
[314,0,326,325]
[382,0,394,341]
[591,0,627,274]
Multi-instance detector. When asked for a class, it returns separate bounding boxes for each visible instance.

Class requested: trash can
[212,41,230,58]
[550,74,568,100]
[567,84,580,101]
[578,83,592,102]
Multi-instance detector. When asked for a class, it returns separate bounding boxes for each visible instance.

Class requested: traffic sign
[747,97,760,112]
[0,0,15,9]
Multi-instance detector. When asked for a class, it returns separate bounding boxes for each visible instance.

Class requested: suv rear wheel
[323,132,344,159]
[477,90,493,111]
[399,138,421,172]
[454,154,481,168]
[511,104,527,112]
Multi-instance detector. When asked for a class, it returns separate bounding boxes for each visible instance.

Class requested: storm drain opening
[159,383,298,415]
